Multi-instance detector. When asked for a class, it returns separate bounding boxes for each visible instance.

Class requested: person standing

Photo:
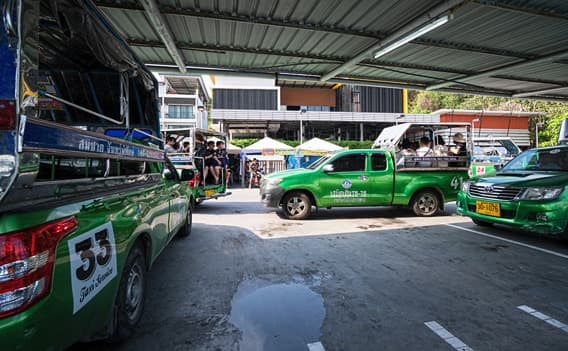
[216,141,228,184]
[193,134,207,185]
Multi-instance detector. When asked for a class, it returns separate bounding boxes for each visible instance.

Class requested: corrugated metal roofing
[94,0,568,101]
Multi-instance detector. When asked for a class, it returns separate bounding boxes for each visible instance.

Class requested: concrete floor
[76,189,568,351]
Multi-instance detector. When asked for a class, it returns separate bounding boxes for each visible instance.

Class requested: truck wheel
[282,191,312,220]
[178,204,193,238]
[411,190,440,216]
[472,218,493,227]
[111,244,146,342]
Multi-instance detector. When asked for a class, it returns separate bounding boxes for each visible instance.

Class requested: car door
[318,153,370,207]
[366,151,395,205]
[164,161,187,239]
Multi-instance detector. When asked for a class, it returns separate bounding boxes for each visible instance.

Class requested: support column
[360,123,364,141]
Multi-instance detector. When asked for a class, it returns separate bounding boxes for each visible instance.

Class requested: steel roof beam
[127,39,476,75]
[427,49,568,90]
[474,0,568,21]
[94,0,533,60]
[147,63,568,102]
[138,0,186,73]
[94,0,384,39]
[513,86,568,98]
[319,0,467,82]
[492,74,568,86]
[415,38,536,60]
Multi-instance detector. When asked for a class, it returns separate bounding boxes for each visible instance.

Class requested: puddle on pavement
[229,279,325,351]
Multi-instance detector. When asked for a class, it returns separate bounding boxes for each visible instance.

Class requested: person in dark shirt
[216,141,228,184]
[193,134,207,185]
[449,132,467,156]
[204,141,219,184]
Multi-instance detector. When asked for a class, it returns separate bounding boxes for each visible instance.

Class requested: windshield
[474,139,520,157]
[306,155,331,169]
[502,148,568,172]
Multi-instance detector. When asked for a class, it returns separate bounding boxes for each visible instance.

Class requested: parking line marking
[446,224,568,260]
[307,341,326,351]
[424,321,474,351]
[517,305,568,334]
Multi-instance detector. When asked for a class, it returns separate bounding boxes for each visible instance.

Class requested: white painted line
[446,224,568,260]
[307,341,326,351]
[424,321,474,351]
[517,305,568,334]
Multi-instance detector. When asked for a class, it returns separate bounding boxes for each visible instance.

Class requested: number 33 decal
[68,222,118,314]
[74,229,112,281]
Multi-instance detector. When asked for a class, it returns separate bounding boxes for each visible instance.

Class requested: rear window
[36,155,159,181]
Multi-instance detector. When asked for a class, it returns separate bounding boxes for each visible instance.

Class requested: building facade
[155,74,210,131]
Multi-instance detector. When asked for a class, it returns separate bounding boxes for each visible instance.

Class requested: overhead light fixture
[374,15,450,59]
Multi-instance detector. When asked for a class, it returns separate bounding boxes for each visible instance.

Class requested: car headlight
[461,181,470,193]
[519,187,564,200]
[265,178,282,186]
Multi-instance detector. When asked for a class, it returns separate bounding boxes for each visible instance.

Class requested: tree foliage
[409,91,568,147]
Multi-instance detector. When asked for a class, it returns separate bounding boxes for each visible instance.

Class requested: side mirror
[494,164,502,171]
[322,164,334,173]
[163,170,175,180]
[180,169,195,181]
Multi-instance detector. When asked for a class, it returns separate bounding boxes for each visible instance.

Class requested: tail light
[188,172,200,188]
[0,217,77,318]
[0,99,16,129]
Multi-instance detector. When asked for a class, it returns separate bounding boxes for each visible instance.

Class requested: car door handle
[359,175,368,181]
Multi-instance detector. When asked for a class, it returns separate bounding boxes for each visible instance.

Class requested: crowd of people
[194,135,228,185]
[396,132,468,167]
[164,136,191,154]
[165,134,229,186]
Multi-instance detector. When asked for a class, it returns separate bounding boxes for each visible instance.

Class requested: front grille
[468,205,516,219]
[468,184,522,201]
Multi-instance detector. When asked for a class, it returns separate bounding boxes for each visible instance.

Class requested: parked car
[457,145,568,238]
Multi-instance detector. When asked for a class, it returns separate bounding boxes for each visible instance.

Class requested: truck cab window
[331,154,366,172]
[371,153,387,171]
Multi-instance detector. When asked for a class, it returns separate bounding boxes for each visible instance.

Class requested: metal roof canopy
[94,0,568,101]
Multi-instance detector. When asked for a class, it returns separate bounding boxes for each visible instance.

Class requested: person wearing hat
[449,132,467,156]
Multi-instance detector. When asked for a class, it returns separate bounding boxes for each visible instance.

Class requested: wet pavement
[229,279,324,351]
[72,189,568,351]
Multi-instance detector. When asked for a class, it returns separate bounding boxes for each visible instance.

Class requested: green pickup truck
[457,145,568,238]
[261,148,469,219]
[260,122,471,219]
[0,1,194,350]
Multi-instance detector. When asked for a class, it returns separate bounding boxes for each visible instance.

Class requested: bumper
[456,192,568,235]
[196,190,232,203]
[260,184,285,208]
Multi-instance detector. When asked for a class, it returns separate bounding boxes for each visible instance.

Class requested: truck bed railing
[0,118,166,214]
[22,118,164,162]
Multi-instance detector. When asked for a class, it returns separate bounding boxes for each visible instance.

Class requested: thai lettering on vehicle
[67,222,118,314]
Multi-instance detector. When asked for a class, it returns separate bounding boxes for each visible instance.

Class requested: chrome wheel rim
[286,196,307,216]
[125,261,143,321]
[417,194,437,215]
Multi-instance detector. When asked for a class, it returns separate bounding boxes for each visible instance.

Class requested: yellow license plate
[476,200,500,217]
[204,189,216,197]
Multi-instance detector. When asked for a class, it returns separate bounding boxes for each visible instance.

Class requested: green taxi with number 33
[0,1,195,350]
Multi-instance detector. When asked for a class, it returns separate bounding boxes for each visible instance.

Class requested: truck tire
[282,191,312,220]
[472,218,493,227]
[177,204,193,238]
[411,190,440,216]
[111,244,146,342]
